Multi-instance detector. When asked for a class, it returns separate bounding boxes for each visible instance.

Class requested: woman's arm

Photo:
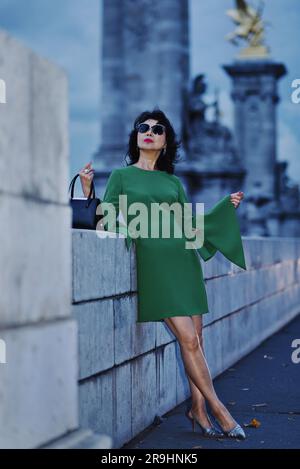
[79,162,95,197]
[100,169,132,249]
[230,191,244,208]
[176,177,247,270]
[100,169,122,232]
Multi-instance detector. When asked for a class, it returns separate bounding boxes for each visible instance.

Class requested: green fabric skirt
[101,165,247,323]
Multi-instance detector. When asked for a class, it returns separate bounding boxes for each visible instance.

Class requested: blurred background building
[93,0,300,237]
[1,0,299,236]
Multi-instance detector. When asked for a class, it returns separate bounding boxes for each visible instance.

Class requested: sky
[0,0,299,185]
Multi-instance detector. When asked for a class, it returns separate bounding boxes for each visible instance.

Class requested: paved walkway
[123,314,300,449]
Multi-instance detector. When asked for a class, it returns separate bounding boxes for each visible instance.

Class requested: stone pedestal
[94,0,190,191]
[223,59,286,235]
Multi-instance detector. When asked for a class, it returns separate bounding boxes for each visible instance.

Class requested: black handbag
[68,173,103,230]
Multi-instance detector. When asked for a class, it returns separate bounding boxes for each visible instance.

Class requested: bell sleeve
[101,169,132,250]
[176,177,247,270]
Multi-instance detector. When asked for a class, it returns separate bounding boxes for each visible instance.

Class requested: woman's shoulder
[169,173,181,185]
[106,167,129,179]
[110,166,134,175]
[115,166,133,172]
[111,166,179,181]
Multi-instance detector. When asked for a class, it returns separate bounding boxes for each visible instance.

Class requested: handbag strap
[68,173,95,200]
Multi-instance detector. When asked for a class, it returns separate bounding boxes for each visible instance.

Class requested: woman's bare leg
[165,314,211,427]
[164,315,237,431]
[189,315,210,420]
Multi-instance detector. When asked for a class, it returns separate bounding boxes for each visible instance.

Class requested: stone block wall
[72,230,300,448]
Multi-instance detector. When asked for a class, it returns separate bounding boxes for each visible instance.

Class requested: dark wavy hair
[123,108,182,174]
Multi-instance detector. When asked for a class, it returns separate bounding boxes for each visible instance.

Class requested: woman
[80,109,246,441]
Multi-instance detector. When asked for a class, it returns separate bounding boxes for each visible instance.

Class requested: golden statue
[225,0,270,58]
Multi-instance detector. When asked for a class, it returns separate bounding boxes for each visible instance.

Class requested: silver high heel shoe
[222,423,246,440]
[185,409,224,439]
[207,408,246,440]
[211,418,246,440]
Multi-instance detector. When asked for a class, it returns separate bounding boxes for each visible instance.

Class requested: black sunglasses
[136,123,166,135]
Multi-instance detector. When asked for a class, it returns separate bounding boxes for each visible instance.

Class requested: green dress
[101,165,247,323]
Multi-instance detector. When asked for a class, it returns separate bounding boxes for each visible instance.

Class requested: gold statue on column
[225,0,270,58]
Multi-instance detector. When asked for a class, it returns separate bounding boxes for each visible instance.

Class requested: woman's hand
[79,162,95,197]
[230,191,244,209]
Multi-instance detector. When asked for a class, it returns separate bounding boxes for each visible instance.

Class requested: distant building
[93,0,300,237]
